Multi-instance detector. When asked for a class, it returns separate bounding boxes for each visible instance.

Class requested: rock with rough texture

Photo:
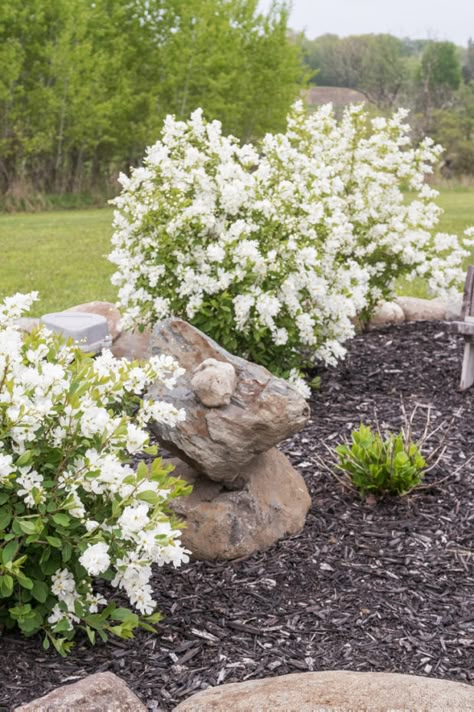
[169,448,311,560]
[66,301,122,342]
[149,318,310,483]
[111,329,151,361]
[16,672,146,711]
[174,670,474,711]
[191,357,237,407]
[396,296,447,322]
[368,301,405,329]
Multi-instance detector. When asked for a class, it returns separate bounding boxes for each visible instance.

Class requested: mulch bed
[2,321,474,711]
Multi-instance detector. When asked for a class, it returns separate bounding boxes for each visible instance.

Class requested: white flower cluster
[110,104,471,372]
[0,293,189,637]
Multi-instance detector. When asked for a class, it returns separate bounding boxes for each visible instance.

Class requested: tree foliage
[0,0,305,202]
[303,33,408,107]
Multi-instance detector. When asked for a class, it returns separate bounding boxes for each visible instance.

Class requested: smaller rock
[111,329,151,361]
[66,301,122,342]
[168,448,311,560]
[368,301,405,329]
[396,296,447,322]
[191,358,237,407]
[15,672,146,711]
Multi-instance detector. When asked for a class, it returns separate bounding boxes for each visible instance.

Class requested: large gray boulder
[148,318,310,484]
[173,670,474,711]
[168,448,311,560]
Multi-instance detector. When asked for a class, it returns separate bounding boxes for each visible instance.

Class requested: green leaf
[17,519,37,535]
[0,507,12,531]
[137,490,160,505]
[16,573,33,590]
[52,513,71,527]
[144,611,163,624]
[1,540,18,565]
[32,580,49,603]
[54,618,73,633]
[112,608,139,625]
[0,574,14,597]
[16,451,33,467]
[46,536,62,549]
[107,624,135,639]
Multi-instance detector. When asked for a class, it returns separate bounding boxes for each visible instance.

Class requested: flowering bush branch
[0,293,190,655]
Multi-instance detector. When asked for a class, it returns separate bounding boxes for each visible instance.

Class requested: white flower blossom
[79,542,111,576]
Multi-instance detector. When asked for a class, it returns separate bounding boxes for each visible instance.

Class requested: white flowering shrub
[110,104,472,374]
[277,103,472,320]
[0,293,190,655]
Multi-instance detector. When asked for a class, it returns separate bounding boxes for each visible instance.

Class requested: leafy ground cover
[0,188,472,318]
[1,320,472,709]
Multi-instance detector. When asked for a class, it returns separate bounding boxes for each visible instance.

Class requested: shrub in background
[110,103,472,381]
[0,293,190,655]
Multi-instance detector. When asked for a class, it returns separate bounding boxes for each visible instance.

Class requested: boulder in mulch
[15,672,146,711]
[148,318,309,483]
[169,448,311,560]
[174,670,474,711]
[396,296,447,322]
[368,301,405,329]
[65,300,122,342]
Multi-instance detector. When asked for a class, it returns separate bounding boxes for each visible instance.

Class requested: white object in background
[41,311,112,354]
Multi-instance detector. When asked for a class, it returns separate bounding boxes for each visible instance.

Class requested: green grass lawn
[0,187,473,317]
[0,208,116,316]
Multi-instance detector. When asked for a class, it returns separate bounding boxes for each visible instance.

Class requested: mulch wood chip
[1,321,473,710]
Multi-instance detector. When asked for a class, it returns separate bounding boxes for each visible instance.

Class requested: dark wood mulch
[1,321,474,711]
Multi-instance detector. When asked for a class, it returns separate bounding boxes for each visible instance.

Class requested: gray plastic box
[41,311,112,354]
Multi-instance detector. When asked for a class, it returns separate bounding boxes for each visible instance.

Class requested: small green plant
[335,424,427,496]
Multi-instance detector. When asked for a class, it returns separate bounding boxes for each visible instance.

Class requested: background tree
[302,34,408,108]
[0,0,305,205]
[462,38,474,84]
[417,41,462,127]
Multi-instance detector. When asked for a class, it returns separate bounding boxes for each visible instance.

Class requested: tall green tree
[418,41,462,126]
[0,0,305,203]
